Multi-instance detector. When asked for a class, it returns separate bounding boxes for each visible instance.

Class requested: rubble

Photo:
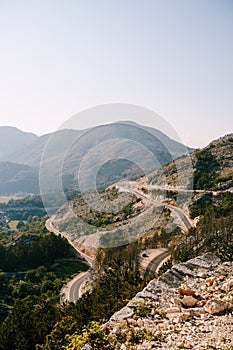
[105,254,233,349]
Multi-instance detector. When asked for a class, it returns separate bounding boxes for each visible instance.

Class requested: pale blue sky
[0,0,232,147]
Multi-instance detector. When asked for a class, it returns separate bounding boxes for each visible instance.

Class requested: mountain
[119,120,193,158]
[0,122,193,195]
[7,129,83,167]
[193,133,233,190]
[52,132,233,253]
[0,134,232,350]
[0,162,39,195]
[8,122,192,168]
[0,126,38,161]
[148,132,233,191]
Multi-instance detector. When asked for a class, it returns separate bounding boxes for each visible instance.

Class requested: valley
[1,1,232,348]
[0,129,232,350]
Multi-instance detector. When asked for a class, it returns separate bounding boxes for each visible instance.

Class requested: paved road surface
[46,217,93,303]
[46,183,192,302]
[143,250,171,277]
[166,204,192,231]
[68,271,91,302]
[117,185,192,232]
[46,217,94,266]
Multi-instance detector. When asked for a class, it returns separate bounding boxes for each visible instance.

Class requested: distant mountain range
[0,127,37,161]
[0,123,193,195]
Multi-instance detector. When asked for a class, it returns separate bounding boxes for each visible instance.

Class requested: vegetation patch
[51,261,88,278]
[190,192,233,219]
[0,195,46,220]
[0,195,23,204]
[193,149,219,190]
[72,189,142,228]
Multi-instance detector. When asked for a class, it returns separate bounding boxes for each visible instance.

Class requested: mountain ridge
[0,126,38,162]
[0,122,194,195]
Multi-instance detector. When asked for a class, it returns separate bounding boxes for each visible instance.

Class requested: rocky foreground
[83,253,233,350]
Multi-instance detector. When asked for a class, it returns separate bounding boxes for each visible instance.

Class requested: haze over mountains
[0,123,193,195]
[0,127,37,161]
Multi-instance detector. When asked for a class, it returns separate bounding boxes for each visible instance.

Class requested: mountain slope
[0,122,193,195]
[140,133,233,261]
[0,162,39,194]
[43,122,193,193]
[78,254,232,350]
[0,126,38,161]
[147,133,233,191]
[7,129,83,167]
[120,120,193,157]
[8,123,192,168]
[52,132,233,256]
[193,133,233,190]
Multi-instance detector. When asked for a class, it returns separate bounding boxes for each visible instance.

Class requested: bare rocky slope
[82,253,233,350]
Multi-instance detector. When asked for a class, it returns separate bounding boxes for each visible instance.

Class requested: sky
[0,0,232,148]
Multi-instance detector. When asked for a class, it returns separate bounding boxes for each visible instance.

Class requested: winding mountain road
[46,182,193,302]
[166,204,192,231]
[46,216,173,302]
[46,217,93,303]
[117,185,193,232]
[142,249,171,277]
[46,217,94,266]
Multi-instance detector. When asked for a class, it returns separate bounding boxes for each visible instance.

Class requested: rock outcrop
[83,253,233,349]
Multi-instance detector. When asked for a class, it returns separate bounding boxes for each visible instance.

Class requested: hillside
[0,133,232,350]
[0,161,39,195]
[53,133,233,259]
[0,126,38,161]
[0,122,193,195]
[193,134,233,191]
[7,129,82,167]
[0,126,39,195]
[8,123,192,168]
[68,254,233,349]
[60,122,193,193]
[148,133,233,191]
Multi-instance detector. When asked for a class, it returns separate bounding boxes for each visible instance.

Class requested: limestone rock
[222,278,233,292]
[110,306,134,321]
[165,306,181,314]
[127,297,144,308]
[181,295,198,307]
[204,298,233,315]
[120,345,127,350]
[186,253,221,269]
[90,255,233,350]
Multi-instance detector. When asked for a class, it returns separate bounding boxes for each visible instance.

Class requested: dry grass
[8,220,22,230]
[0,195,22,203]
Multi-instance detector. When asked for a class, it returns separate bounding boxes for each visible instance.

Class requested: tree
[0,299,60,350]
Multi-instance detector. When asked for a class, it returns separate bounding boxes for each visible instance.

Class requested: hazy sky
[0,0,232,148]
